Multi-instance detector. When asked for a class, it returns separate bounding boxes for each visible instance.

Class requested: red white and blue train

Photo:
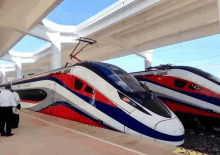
[0,62,184,146]
[131,64,220,132]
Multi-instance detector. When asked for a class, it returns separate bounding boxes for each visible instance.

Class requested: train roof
[0,61,127,86]
[130,64,220,86]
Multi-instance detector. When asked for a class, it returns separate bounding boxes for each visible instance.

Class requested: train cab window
[84,85,94,94]
[174,79,187,88]
[74,78,84,91]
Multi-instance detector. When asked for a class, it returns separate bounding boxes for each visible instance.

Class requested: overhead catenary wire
[173,54,220,65]
[195,63,220,67]
[194,64,220,72]
[24,7,220,67]
[29,45,220,70]
[22,16,220,72]
[73,0,217,60]
[23,38,97,71]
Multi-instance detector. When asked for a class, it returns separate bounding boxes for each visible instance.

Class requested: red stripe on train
[20,99,41,104]
[39,105,107,129]
[162,100,220,119]
[139,75,220,99]
[47,73,118,108]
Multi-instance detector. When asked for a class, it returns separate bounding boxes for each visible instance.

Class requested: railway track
[179,129,220,155]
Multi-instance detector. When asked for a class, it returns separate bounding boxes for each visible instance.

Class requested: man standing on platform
[0,84,17,137]
[11,88,21,128]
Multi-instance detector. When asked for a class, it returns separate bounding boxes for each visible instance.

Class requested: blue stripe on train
[136,77,220,107]
[40,101,120,132]
[75,92,184,141]
[13,75,184,142]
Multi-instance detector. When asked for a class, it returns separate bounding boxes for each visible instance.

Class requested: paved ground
[0,109,180,155]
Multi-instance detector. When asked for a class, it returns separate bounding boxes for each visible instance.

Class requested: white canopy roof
[1,0,220,80]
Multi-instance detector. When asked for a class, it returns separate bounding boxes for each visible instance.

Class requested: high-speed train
[131,64,220,132]
[0,62,184,146]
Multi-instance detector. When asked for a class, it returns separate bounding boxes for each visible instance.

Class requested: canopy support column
[15,61,22,79]
[136,50,153,70]
[1,69,6,84]
[51,32,61,70]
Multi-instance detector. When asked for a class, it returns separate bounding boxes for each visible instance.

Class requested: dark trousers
[12,114,19,128]
[0,107,13,135]
[12,103,21,128]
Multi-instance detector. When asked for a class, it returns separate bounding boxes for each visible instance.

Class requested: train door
[73,77,99,123]
[49,82,54,103]
[53,82,56,103]
[53,81,65,103]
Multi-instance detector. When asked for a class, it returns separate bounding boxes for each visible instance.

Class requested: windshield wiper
[139,81,150,92]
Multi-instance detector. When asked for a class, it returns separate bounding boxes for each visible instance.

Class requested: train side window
[16,89,47,101]
[84,85,94,94]
[174,79,187,88]
[75,78,84,91]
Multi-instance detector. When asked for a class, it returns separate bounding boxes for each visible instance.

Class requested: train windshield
[128,92,172,118]
[102,63,146,93]
[77,62,146,93]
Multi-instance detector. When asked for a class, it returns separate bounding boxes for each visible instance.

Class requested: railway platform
[0,109,188,155]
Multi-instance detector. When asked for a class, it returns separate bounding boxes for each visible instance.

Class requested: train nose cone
[156,118,184,135]
[155,118,185,146]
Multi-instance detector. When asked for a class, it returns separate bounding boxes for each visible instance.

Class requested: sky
[1,0,220,78]
[104,34,220,77]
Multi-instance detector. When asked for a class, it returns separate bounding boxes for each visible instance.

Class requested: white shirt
[0,89,17,107]
[12,91,21,114]
[13,92,20,106]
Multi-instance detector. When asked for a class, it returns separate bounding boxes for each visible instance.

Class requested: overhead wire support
[69,37,98,62]
[64,37,98,68]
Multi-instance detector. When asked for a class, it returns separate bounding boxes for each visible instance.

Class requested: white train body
[1,62,184,146]
[131,65,220,131]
